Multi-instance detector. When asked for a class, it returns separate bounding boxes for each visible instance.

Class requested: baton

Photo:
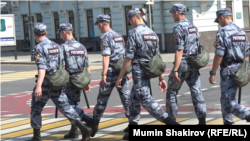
[238,87,241,104]
[55,107,58,118]
[149,79,153,96]
[83,90,90,109]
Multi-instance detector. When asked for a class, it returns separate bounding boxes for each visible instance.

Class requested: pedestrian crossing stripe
[1,117,250,140]
[1,71,37,83]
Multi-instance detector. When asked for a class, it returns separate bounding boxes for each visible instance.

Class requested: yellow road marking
[1,71,37,83]
[1,118,10,121]
[206,118,239,125]
[1,118,48,130]
[147,118,188,125]
[41,118,128,140]
[1,119,70,139]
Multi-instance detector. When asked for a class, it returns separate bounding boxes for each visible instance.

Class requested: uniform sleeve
[59,45,65,66]
[214,31,225,56]
[35,44,47,70]
[101,36,111,56]
[173,26,185,50]
[83,46,90,67]
[125,32,136,59]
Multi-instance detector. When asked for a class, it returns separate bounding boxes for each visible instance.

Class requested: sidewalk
[1,51,215,65]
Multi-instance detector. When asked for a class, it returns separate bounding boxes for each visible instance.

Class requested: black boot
[29,129,41,141]
[63,124,79,139]
[224,120,233,125]
[82,114,93,127]
[163,117,181,125]
[123,126,128,132]
[123,132,129,141]
[246,114,250,122]
[75,120,92,141]
[90,118,100,137]
[197,118,206,125]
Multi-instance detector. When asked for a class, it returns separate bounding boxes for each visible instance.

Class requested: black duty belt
[221,60,241,67]
[69,71,83,76]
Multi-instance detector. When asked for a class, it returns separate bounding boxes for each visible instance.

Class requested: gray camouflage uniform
[93,14,130,121]
[166,4,206,123]
[126,8,175,125]
[58,23,92,122]
[214,8,250,124]
[31,23,80,129]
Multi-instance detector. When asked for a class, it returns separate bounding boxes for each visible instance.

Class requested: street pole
[75,1,80,42]
[28,1,35,61]
[148,4,152,29]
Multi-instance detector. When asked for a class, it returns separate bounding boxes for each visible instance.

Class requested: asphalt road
[2,63,250,120]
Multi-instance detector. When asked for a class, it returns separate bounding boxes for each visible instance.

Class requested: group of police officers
[29,3,250,141]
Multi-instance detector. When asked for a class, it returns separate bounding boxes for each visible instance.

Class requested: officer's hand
[116,78,122,88]
[102,75,108,86]
[159,80,167,93]
[35,86,42,99]
[84,85,91,93]
[209,75,216,84]
[173,72,181,83]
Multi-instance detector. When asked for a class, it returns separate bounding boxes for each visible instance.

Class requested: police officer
[30,22,92,141]
[115,8,180,140]
[165,4,207,125]
[58,23,93,139]
[90,14,130,137]
[209,8,250,125]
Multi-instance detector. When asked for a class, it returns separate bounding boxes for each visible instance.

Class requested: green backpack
[69,57,91,90]
[138,43,166,79]
[186,44,210,70]
[112,58,132,75]
[45,49,69,91]
[228,42,250,87]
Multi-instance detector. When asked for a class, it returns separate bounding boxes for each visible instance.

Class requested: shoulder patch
[174,34,178,41]
[48,48,59,55]
[35,54,40,62]
[214,39,220,48]
[70,49,85,56]
[188,27,197,34]
[142,34,157,41]
[113,36,123,43]
[232,35,246,42]
[100,44,105,50]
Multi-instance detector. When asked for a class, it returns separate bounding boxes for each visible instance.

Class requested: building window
[54,12,60,39]
[37,14,42,23]
[144,4,154,30]
[68,11,76,38]
[87,10,94,37]
[125,6,132,36]
[243,1,250,28]
[104,8,112,28]
[226,1,250,28]
[23,15,34,41]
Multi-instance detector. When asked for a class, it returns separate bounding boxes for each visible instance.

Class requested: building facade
[2,0,250,53]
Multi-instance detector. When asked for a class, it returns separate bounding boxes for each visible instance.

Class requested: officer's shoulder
[128,28,137,37]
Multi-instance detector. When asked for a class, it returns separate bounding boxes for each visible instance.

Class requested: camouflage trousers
[93,66,130,120]
[220,66,250,124]
[166,58,206,119]
[129,63,169,125]
[31,78,80,129]
[64,82,90,121]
